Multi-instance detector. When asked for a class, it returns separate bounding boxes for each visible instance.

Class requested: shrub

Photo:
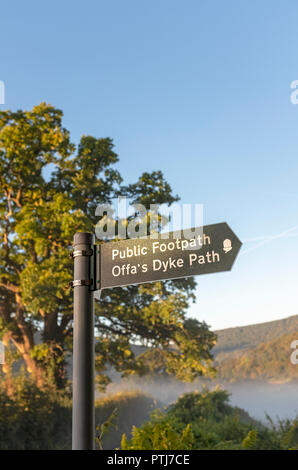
[121,388,298,450]
[0,378,72,449]
[0,378,160,450]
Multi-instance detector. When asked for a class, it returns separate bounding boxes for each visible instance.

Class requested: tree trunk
[1,333,13,397]
[12,297,45,388]
[8,330,45,389]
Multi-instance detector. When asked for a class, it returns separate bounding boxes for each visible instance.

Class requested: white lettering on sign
[112,245,149,260]
[109,234,222,279]
[110,233,211,264]
[153,257,184,272]
[152,233,210,254]
[110,251,221,278]
[189,251,220,265]
[97,222,243,289]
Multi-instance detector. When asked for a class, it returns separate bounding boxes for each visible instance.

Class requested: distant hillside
[215,331,298,383]
[104,315,298,387]
[209,315,298,384]
[213,315,298,362]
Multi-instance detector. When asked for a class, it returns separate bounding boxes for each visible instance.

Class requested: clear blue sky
[1,0,298,329]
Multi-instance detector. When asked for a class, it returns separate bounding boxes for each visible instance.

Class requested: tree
[0,102,216,391]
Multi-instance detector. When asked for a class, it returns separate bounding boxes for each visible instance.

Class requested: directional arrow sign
[95,222,242,290]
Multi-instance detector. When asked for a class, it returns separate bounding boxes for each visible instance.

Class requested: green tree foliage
[121,417,194,450]
[0,103,216,390]
[120,389,298,450]
[0,376,72,449]
[242,429,258,449]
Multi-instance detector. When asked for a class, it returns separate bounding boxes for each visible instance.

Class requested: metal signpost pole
[72,232,95,450]
[70,223,241,449]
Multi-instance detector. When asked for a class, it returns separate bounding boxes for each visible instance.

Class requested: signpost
[72,232,95,450]
[71,222,241,449]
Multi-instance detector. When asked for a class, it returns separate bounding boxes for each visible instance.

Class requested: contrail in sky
[240,224,298,256]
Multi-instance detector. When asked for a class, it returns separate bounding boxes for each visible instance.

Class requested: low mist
[99,374,298,423]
